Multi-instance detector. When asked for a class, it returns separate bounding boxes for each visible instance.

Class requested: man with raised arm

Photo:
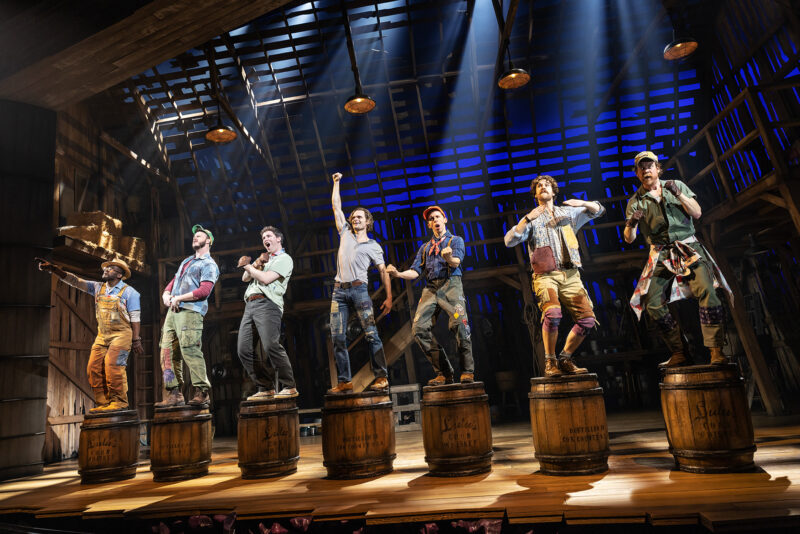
[236,225,298,400]
[37,258,143,411]
[624,150,731,368]
[328,172,392,394]
[386,205,474,385]
[156,225,220,407]
[504,175,605,377]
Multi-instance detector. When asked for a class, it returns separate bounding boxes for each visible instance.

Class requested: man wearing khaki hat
[387,205,474,385]
[156,224,220,407]
[37,258,143,411]
[624,150,732,367]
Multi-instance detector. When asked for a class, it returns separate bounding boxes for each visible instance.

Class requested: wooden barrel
[529,374,609,475]
[150,405,212,482]
[78,409,140,484]
[238,397,300,479]
[321,390,395,479]
[420,382,493,476]
[660,364,756,473]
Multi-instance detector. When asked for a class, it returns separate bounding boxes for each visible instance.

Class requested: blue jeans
[330,285,387,382]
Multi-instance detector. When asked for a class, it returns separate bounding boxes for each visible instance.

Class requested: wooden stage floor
[1,411,800,532]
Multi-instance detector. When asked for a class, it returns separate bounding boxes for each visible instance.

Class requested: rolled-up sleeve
[571,202,606,231]
[504,224,530,248]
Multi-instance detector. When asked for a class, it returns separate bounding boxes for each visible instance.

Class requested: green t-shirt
[243,251,293,312]
[625,179,697,246]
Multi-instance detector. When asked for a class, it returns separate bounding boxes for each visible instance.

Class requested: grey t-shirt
[335,225,385,283]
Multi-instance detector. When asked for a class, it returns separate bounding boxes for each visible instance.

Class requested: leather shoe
[327,381,353,394]
[658,352,687,368]
[558,356,588,374]
[709,347,727,365]
[369,377,389,391]
[155,388,185,408]
[188,389,210,407]
[544,357,562,377]
[459,372,474,383]
[427,373,453,386]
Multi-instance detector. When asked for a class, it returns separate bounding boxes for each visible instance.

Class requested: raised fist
[332,172,342,183]
[625,210,643,228]
[237,255,252,268]
[663,180,679,195]
[440,246,453,258]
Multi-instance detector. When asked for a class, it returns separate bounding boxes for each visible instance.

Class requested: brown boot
[544,357,562,377]
[327,381,353,394]
[89,388,110,413]
[188,388,210,407]
[709,347,727,365]
[154,388,185,408]
[658,352,686,369]
[558,356,588,375]
[427,373,453,386]
[459,372,475,384]
[95,401,128,412]
[368,377,389,391]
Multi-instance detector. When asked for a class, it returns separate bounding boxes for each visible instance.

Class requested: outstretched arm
[37,259,91,293]
[386,264,420,281]
[331,172,347,232]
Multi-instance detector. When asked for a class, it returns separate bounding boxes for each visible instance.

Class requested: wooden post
[701,232,784,415]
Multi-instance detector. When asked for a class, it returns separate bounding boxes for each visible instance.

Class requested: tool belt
[334,280,364,289]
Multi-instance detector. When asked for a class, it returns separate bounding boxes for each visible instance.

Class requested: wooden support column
[702,232,784,415]
[777,180,800,237]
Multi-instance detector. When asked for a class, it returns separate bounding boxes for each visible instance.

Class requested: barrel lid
[422,381,484,393]
[83,409,139,420]
[324,389,389,400]
[661,363,739,375]
[530,373,598,385]
[240,397,296,407]
[154,404,209,413]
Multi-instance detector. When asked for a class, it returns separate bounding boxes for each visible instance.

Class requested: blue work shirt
[86,281,141,314]
[169,253,220,317]
[410,231,465,282]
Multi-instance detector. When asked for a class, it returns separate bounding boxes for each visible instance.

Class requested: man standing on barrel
[504,175,605,377]
[37,258,143,411]
[386,205,474,385]
[156,225,220,407]
[236,226,298,400]
[328,172,393,394]
[624,151,731,367]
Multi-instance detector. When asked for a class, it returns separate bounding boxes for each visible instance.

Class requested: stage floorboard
[2,411,800,532]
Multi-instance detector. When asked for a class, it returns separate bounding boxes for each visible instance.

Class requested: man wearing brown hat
[386,205,474,385]
[624,150,732,367]
[38,258,143,411]
[156,224,220,407]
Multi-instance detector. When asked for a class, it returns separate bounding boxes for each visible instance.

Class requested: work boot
[368,377,389,391]
[658,352,686,369]
[709,347,727,365]
[544,357,562,377]
[327,381,353,394]
[89,388,110,413]
[95,401,128,412]
[155,388,185,408]
[188,388,210,407]
[427,373,453,386]
[459,372,475,384]
[558,356,588,375]
[275,387,299,399]
[247,388,275,401]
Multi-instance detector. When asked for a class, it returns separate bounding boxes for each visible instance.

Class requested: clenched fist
[663,180,679,196]
[625,210,643,228]
[332,172,342,182]
[237,255,252,268]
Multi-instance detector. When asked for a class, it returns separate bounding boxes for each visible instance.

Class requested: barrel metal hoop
[239,408,299,419]
[424,451,493,465]
[239,456,300,469]
[78,463,139,476]
[535,450,610,462]
[152,459,211,472]
[421,394,489,407]
[152,414,213,424]
[670,445,757,458]
[80,420,140,430]
[660,381,743,390]
[323,454,397,469]
[529,388,604,399]
[322,402,393,414]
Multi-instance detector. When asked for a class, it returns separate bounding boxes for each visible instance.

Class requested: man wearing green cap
[156,224,220,407]
[624,150,731,368]
[37,258,143,411]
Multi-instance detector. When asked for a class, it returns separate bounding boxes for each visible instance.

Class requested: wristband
[522,215,530,224]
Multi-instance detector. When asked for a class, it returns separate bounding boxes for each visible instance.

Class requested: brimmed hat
[191,224,214,245]
[101,259,131,280]
[422,205,445,221]
[634,150,658,166]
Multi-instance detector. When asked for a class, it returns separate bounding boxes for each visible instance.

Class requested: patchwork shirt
[168,253,220,316]
[504,202,605,271]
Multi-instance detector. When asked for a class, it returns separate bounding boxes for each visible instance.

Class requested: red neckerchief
[428,235,446,256]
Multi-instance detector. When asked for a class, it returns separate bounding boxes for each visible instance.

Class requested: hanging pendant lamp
[342,3,375,114]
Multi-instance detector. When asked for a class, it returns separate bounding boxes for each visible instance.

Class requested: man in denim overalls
[38,259,143,411]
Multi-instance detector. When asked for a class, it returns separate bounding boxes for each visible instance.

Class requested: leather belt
[334,280,363,289]
[246,294,266,302]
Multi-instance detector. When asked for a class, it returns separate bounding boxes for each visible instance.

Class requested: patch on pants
[570,290,594,318]
[108,346,130,366]
[541,288,560,311]
[359,301,376,327]
[163,369,176,384]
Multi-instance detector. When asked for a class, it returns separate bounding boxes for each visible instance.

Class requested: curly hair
[530,175,559,198]
[349,207,374,232]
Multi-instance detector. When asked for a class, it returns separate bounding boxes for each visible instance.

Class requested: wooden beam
[351,321,415,392]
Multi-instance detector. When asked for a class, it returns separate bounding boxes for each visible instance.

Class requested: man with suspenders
[387,206,474,385]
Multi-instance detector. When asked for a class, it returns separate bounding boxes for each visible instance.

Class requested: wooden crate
[390,383,421,432]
